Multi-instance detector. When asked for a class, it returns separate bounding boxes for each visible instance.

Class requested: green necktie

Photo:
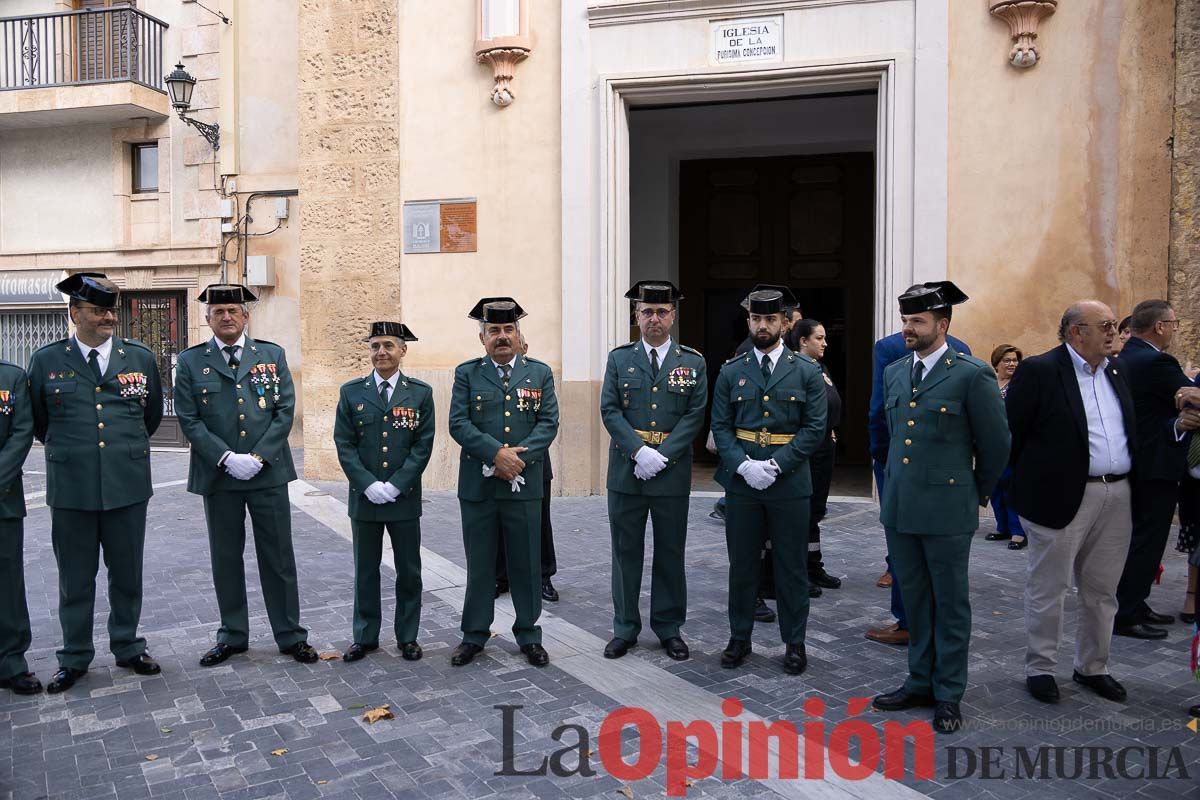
[88,349,103,381]
[912,359,925,387]
[650,347,660,378]
[1188,432,1200,470]
[761,355,772,381]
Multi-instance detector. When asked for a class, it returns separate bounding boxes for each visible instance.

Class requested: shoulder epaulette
[723,353,749,366]
[120,338,155,353]
[404,375,432,389]
[249,338,281,349]
[679,344,703,357]
[456,357,485,370]
[521,356,548,368]
[181,341,209,354]
[884,353,911,370]
[612,341,638,351]
[30,338,69,357]
[957,353,987,368]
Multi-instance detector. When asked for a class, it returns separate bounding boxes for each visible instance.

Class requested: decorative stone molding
[989,0,1057,68]
[476,0,532,107]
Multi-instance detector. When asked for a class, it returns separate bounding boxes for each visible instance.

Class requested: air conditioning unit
[246,255,276,287]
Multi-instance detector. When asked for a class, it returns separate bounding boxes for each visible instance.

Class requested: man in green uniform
[333,321,434,662]
[710,287,826,675]
[28,272,164,693]
[599,280,707,661]
[174,284,316,667]
[448,298,559,667]
[0,359,38,695]
[871,281,1009,734]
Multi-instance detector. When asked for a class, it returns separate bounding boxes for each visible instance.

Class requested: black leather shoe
[873,687,936,711]
[541,579,559,602]
[1113,623,1168,640]
[1189,704,1200,718]
[754,599,776,622]
[199,643,248,667]
[0,672,43,695]
[985,532,1012,541]
[451,642,483,666]
[809,569,841,589]
[494,581,509,599]
[604,637,634,659]
[1026,674,1060,703]
[399,641,422,661]
[809,584,822,598]
[46,667,86,694]
[720,639,751,669]
[661,637,689,661]
[1072,671,1127,702]
[1140,609,1174,626]
[933,702,963,734]
[281,642,319,664]
[520,643,549,667]
[115,653,161,675]
[342,643,377,662]
[783,643,807,675]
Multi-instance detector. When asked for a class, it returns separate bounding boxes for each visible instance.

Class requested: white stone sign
[710,16,783,65]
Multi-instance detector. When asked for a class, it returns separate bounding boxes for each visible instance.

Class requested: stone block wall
[1171,0,1200,359]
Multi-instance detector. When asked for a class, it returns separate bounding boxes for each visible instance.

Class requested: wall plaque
[710,16,783,66]
[403,199,478,254]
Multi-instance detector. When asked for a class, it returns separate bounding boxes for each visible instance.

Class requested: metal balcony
[0,6,170,129]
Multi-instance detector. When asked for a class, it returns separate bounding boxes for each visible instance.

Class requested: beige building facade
[1,0,1195,493]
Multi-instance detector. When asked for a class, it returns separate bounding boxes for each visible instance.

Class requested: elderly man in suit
[1111,300,1200,639]
[1006,301,1137,704]
[871,281,1010,734]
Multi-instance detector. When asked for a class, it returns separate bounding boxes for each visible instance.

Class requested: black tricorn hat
[740,283,799,313]
[897,281,969,315]
[57,272,119,308]
[197,283,258,304]
[468,297,527,324]
[625,280,683,304]
[365,321,418,342]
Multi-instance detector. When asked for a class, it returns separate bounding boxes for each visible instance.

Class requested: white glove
[364,481,396,504]
[482,463,496,478]
[224,453,263,481]
[632,446,670,481]
[737,459,777,491]
[509,475,526,493]
[379,482,401,501]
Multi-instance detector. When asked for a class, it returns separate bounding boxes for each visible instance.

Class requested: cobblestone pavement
[2,449,1197,800]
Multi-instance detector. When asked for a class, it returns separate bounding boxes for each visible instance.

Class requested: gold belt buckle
[756,429,771,447]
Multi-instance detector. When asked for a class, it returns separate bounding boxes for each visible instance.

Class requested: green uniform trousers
[351,519,422,645]
[0,518,32,679]
[50,503,148,669]
[203,486,306,650]
[726,494,810,643]
[885,528,974,702]
[459,499,542,647]
[607,491,689,642]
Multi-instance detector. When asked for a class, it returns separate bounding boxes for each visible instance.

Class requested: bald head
[1059,300,1117,367]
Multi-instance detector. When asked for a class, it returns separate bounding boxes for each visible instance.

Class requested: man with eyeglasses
[27,272,164,693]
[600,281,707,661]
[1112,299,1200,640]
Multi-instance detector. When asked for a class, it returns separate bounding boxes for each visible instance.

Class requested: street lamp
[165,63,220,150]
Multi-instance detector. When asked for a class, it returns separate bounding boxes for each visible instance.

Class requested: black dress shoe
[494,581,509,599]
[1113,622,1168,640]
[1140,609,1174,626]
[450,642,483,666]
[520,643,549,667]
[0,672,43,695]
[604,637,634,659]
[661,637,689,661]
[873,687,936,711]
[399,641,423,661]
[783,643,807,675]
[342,642,377,662]
[1189,704,1200,718]
[1008,538,1028,550]
[199,643,248,667]
[46,667,86,694]
[720,639,751,669]
[1026,674,1060,703]
[809,569,842,589]
[115,653,161,675]
[985,532,1012,541]
[809,584,822,598]
[933,702,963,734]
[541,579,559,602]
[1072,671,1127,702]
[281,642,319,664]
[754,598,776,623]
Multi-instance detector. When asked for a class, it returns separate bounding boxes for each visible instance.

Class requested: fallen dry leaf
[318,651,340,661]
[144,754,159,762]
[270,748,288,757]
[362,704,395,724]
[618,786,633,799]
[159,727,172,733]
[316,780,328,785]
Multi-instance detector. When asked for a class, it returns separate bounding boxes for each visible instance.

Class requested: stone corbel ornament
[476,0,532,107]
[989,0,1058,68]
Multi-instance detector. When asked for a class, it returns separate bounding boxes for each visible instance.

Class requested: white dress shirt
[75,335,113,375]
[642,337,672,369]
[911,342,949,383]
[751,340,785,373]
[212,333,247,365]
[1065,343,1132,476]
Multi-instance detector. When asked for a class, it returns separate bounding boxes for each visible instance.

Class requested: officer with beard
[709,287,826,675]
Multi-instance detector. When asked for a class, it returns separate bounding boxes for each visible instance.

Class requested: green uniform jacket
[174,336,298,496]
[28,338,163,511]
[449,355,559,502]
[600,340,707,496]
[879,348,1011,535]
[711,348,827,499]
[333,372,435,521]
[0,361,33,519]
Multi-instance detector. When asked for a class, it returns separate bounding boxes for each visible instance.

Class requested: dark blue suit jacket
[868,332,971,461]
[1117,336,1192,482]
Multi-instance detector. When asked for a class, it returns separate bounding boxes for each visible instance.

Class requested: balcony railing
[0,6,168,92]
